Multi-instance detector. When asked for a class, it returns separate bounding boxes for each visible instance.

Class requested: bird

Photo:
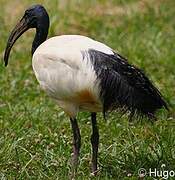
[4,4,168,176]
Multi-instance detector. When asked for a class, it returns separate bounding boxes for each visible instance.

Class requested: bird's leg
[70,117,81,168]
[90,112,99,175]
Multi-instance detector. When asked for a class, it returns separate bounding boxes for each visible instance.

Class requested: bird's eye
[25,10,31,16]
[24,12,29,17]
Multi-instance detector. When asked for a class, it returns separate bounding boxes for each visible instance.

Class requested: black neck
[32,25,49,55]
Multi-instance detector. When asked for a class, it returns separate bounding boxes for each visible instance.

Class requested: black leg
[70,118,81,167]
[90,112,99,175]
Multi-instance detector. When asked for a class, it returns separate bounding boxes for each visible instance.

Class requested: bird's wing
[84,49,168,118]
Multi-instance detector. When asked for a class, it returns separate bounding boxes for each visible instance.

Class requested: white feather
[32,35,114,117]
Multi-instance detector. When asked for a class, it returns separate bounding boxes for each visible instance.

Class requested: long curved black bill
[4,17,29,66]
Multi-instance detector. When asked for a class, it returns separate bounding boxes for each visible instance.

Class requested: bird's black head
[4,4,49,66]
[24,5,49,28]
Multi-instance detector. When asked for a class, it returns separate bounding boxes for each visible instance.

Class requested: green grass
[0,0,175,179]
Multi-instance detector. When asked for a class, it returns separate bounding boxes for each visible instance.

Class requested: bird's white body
[32,35,114,117]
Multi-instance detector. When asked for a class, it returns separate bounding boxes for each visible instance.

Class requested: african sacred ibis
[4,4,168,175]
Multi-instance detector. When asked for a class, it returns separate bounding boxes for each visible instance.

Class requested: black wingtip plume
[87,49,168,120]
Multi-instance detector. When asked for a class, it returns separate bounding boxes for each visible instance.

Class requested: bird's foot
[69,153,79,179]
[90,168,100,176]
[91,164,100,176]
[69,164,77,180]
[71,152,79,167]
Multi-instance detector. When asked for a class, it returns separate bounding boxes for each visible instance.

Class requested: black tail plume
[87,49,168,119]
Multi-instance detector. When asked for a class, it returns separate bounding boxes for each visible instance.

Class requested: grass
[0,0,175,179]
